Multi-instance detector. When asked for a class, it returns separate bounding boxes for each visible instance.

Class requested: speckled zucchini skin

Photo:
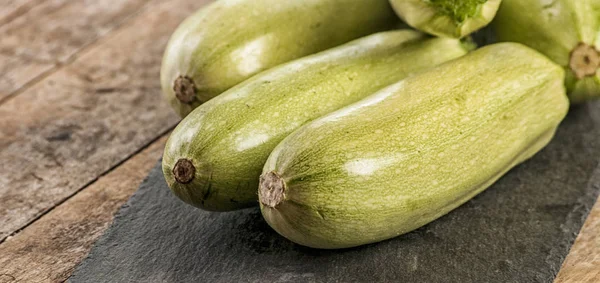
[259,43,569,249]
[389,0,501,38]
[162,30,471,211]
[494,0,600,102]
[161,0,398,117]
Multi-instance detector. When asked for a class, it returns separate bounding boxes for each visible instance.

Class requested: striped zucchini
[161,0,398,117]
[162,30,471,211]
[259,43,569,249]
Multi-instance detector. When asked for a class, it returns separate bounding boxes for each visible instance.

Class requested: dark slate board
[69,104,600,283]
[70,26,600,282]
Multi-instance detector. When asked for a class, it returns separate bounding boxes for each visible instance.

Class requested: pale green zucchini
[161,0,398,117]
[389,0,501,38]
[259,43,569,249]
[494,0,600,102]
[162,30,471,211]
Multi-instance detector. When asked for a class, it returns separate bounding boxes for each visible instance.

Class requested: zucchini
[259,43,569,249]
[161,0,398,117]
[162,30,471,211]
[494,0,600,102]
[389,0,501,38]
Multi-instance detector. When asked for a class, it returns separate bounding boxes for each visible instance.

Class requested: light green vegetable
[161,0,398,117]
[494,0,600,102]
[162,30,471,211]
[259,43,569,249]
[389,0,501,38]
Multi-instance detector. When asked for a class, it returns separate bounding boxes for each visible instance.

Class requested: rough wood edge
[555,195,600,283]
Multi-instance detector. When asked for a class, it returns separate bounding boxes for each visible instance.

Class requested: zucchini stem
[259,171,285,208]
[173,159,195,184]
[174,76,197,104]
[570,43,600,79]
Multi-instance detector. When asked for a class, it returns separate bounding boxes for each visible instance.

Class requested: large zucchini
[259,43,569,249]
[162,30,470,211]
[494,0,600,102]
[161,0,398,117]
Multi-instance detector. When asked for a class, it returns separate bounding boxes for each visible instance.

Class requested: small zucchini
[161,0,398,117]
[389,0,501,38]
[494,0,600,102]
[259,43,569,249]
[162,30,471,211]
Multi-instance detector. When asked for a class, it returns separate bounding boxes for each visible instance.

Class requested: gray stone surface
[70,28,600,282]
[69,102,600,283]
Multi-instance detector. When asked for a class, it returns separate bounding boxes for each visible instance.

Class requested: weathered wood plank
[555,196,600,283]
[0,0,153,102]
[0,0,211,241]
[0,135,168,283]
[0,0,45,26]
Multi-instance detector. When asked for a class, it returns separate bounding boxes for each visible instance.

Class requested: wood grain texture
[0,135,167,283]
[0,0,153,102]
[556,196,600,283]
[0,0,212,242]
[0,0,46,26]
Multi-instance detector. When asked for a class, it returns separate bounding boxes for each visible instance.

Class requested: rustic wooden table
[0,0,598,282]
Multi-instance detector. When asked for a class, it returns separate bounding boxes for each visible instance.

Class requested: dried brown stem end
[570,43,600,79]
[173,76,197,104]
[259,171,286,208]
[173,159,195,184]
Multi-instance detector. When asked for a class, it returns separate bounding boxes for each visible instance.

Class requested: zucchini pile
[160,0,598,249]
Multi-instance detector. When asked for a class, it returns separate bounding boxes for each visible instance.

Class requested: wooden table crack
[0,126,174,245]
[0,134,170,283]
[0,0,215,242]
